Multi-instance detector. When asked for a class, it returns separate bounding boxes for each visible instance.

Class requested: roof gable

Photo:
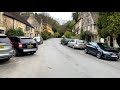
[3,12,34,28]
[90,12,99,24]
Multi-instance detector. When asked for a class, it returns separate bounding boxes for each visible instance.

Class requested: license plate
[111,55,117,57]
[27,45,33,48]
[80,44,84,45]
[0,46,4,48]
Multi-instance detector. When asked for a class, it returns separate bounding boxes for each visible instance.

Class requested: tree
[54,32,60,38]
[35,13,61,33]
[72,12,79,22]
[107,12,120,37]
[97,12,120,47]
[16,28,24,36]
[64,31,72,38]
[97,12,110,38]
[41,30,53,40]
[80,28,85,39]
[6,28,17,36]
[6,28,24,36]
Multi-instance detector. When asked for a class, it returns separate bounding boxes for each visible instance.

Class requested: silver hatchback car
[67,39,87,49]
[0,34,13,61]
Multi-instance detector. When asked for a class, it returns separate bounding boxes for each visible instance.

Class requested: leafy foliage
[17,28,24,36]
[72,12,79,22]
[64,31,72,38]
[97,12,120,38]
[6,28,17,36]
[6,28,24,36]
[41,31,53,40]
[54,32,61,38]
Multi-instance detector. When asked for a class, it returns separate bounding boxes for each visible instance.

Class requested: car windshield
[20,38,36,43]
[66,38,71,41]
[77,40,86,43]
[0,36,10,44]
[36,37,40,40]
[98,43,111,49]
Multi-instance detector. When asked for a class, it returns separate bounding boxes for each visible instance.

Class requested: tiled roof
[3,12,34,28]
[21,16,29,20]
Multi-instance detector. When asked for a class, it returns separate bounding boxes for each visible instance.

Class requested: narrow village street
[0,38,120,78]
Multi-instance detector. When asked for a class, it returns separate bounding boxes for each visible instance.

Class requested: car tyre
[96,52,102,59]
[15,49,21,56]
[5,58,11,61]
[73,45,75,49]
[85,48,88,54]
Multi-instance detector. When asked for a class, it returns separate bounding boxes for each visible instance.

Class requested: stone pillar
[107,36,110,46]
[0,12,6,34]
[0,12,3,26]
[113,37,119,48]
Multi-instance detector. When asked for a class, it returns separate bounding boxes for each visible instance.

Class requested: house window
[26,26,30,31]
[94,24,96,30]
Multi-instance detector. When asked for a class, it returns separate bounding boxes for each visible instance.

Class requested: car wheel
[85,48,88,54]
[96,52,102,59]
[13,49,16,57]
[67,44,69,47]
[0,58,11,62]
[15,49,21,56]
[73,45,75,49]
[5,58,11,61]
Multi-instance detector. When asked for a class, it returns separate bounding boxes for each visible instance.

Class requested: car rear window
[20,38,36,43]
[0,36,11,44]
[77,40,86,43]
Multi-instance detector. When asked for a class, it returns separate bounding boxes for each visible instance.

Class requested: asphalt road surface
[0,38,120,78]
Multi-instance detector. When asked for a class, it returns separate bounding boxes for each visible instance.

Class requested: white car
[33,36,43,45]
[67,39,87,49]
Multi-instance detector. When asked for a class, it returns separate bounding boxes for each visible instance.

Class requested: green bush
[41,31,53,40]
[54,32,60,38]
[17,28,24,36]
[6,28,24,36]
[64,31,72,38]
[6,28,17,36]
[71,32,76,36]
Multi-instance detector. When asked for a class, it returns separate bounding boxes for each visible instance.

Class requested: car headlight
[103,51,110,55]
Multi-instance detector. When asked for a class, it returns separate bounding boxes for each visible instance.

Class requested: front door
[90,42,98,55]
[110,36,113,47]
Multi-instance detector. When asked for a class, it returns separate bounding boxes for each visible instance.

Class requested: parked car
[85,42,119,60]
[8,36,38,56]
[61,38,72,45]
[67,39,87,49]
[0,34,13,61]
[33,36,43,45]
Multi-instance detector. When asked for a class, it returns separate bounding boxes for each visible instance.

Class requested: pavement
[0,38,120,78]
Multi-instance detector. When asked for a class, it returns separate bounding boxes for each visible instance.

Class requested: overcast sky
[36,12,73,25]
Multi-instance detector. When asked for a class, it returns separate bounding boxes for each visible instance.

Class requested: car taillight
[9,38,14,48]
[18,43,22,48]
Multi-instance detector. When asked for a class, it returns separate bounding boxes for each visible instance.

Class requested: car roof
[8,36,32,39]
[34,37,40,38]
[89,42,104,44]
[0,34,7,36]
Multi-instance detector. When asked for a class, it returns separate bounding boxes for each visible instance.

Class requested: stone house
[73,12,101,42]
[0,12,34,37]
[72,12,119,48]
[21,12,43,37]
